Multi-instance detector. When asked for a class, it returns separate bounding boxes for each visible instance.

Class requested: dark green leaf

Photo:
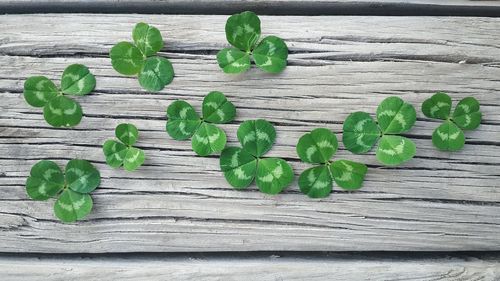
[26,160,64,200]
[60,64,96,96]
[220,147,257,189]
[376,135,416,166]
[110,41,144,75]
[225,11,261,52]
[296,128,338,164]
[256,158,294,195]
[123,147,145,171]
[23,76,59,107]
[138,56,174,92]
[432,120,465,151]
[421,92,451,120]
[116,123,139,146]
[132,22,164,57]
[202,91,236,124]
[329,160,367,190]
[253,36,288,73]
[43,95,82,127]
[191,123,227,156]
[237,119,276,157]
[65,159,100,193]
[216,48,251,74]
[54,189,92,223]
[103,140,128,168]
[452,97,481,130]
[342,111,380,154]
[298,165,332,198]
[166,100,201,140]
[377,96,416,134]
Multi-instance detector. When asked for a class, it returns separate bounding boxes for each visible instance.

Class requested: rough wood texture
[0,14,499,253]
[1,254,499,281]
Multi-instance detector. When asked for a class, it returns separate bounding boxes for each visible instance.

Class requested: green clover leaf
[166,92,235,156]
[23,64,95,128]
[103,123,145,171]
[218,11,288,74]
[296,128,367,198]
[220,119,294,195]
[422,92,482,151]
[110,22,174,92]
[342,96,417,166]
[25,159,100,223]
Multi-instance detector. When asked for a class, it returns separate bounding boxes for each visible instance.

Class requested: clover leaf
[296,128,367,198]
[23,64,95,127]
[25,159,100,223]
[220,119,294,195]
[217,11,288,74]
[110,22,174,92]
[103,123,145,171]
[342,96,417,166]
[422,92,481,151]
[166,91,235,156]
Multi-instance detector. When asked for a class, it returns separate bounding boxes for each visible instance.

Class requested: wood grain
[1,254,499,281]
[0,14,499,253]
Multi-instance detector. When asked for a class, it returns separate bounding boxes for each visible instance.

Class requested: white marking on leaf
[313,180,329,189]
[242,131,256,144]
[63,103,78,115]
[394,113,407,128]
[259,162,284,183]
[355,118,370,131]
[233,167,252,180]
[38,182,48,196]
[379,139,405,156]
[256,130,270,142]
[307,169,316,183]
[378,110,396,118]
[49,103,62,116]
[230,150,240,168]
[305,146,317,162]
[463,115,471,126]
[179,107,190,119]
[459,104,470,114]
[126,150,141,163]
[194,134,208,145]
[208,130,221,143]
[43,169,59,181]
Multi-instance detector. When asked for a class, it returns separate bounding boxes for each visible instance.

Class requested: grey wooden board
[0,14,499,253]
[1,254,499,281]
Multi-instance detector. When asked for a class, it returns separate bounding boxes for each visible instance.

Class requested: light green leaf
[103,140,128,168]
[432,120,465,151]
[298,166,332,198]
[60,64,96,96]
[225,11,261,52]
[329,160,367,190]
[376,135,416,166]
[256,158,294,195]
[220,147,257,189]
[342,112,380,154]
[166,100,201,140]
[191,123,227,156]
[123,147,145,171]
[43,95,83,127]
[253,36,288,73]
[421,92,451,120]
[26,160,64,200]
[138,56,174,92]
[116,123,139,146]
[237,119,276,157]
[65,159,100,193]
[296,128,338,164]
[110,41,144,75]
[132,22,164,57]
[216,48,251,74]
[377,96,416,134]
[452,97,481,130]
[54,189,93,223]
[23,76,59,107]
[202,91,236,124]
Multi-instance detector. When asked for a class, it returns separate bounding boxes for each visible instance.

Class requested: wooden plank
[1,1,500,16]
[0,14,499,253]
[0,254,499,281]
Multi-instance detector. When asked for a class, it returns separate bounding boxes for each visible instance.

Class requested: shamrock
[23,64,96,127]
[220,119,294,195]
[166,91,236,156]
[422,92,481,151]
[296,128,367,198]
[342,96,417,166]
[217,11,288,74]
[25,159,100,223]
[110,22,174,92]
[103,123,145,171]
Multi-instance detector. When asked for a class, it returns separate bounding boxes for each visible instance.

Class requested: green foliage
[296,128,367,198]
[217,11,288,74]
[342,96,417,166]
[166,91,236,156]
[422,92,481,151]
[103,123,145,171]
[110,22,174,92]
[23,64,95,127]
[220,119,294,194]
[26,159,100,223]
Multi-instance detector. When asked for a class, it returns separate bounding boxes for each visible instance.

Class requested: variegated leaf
[166,100,201,140]
[225,11,261,52]
[65,159,101,193]
[216,48,251,74]
[25,160,64,201]
[329,160,367,190]
[256,158,294,195]
[43,95,83,127]
[23,76,59,107]
[253,36,288,73]
[191,123,227,156]
[296,128,338,164]
[452,97,482,130]
[342,111,380,154]
[103,140,128,168]
[421,92,452,120]
[220,147,257,189]
[54,189,93,223]
[432,120,465,151]
[123,147,146,171]
[376,135,416,166]
[109,41,144,75]
[298,165,332,198]
[60,64,96,96]
[202,91,236,124]
[132,22,164,57]
[377,96,416,134]
[138,56,174,92]
[116,123,139,146]
[237,119,276,157]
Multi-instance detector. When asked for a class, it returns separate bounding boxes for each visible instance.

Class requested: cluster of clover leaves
[23,11,484,222]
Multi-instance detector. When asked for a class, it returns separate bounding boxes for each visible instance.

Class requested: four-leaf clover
[343,96,417,166]
[26,159,100,223]
[103,123,145,171]
[217,11,288,74]
[23,64,96,127]
[297,128,368,198]
[422,92,482,151]
[220,119,294,194]
[166,91,236,156]
[110,22,174,92]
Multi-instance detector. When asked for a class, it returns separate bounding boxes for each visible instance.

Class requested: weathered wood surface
[0,14,499,253]
[1,254,499,281]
